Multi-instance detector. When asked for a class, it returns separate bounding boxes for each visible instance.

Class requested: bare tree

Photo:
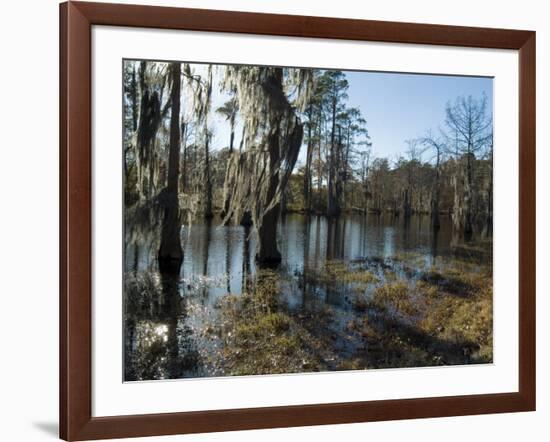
[421,130,446,229]
[444,94,492,236]
[401,139,423,219]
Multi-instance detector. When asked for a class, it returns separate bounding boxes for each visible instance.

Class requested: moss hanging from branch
[134,61,172,201]
[221,66,312,263]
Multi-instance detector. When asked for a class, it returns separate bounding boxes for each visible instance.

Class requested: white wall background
[0,0,547,441]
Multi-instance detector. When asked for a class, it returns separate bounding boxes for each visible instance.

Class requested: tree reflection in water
[124,213,493,381]
[125,264,201,381]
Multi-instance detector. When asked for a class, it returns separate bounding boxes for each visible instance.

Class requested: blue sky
[344,71,493,162]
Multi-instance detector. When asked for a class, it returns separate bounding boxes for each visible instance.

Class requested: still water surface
[124,213,477,381]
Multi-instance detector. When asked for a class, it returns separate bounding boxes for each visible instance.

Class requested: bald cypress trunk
[158,63,183,273]
[255,71,287,264]
[258,206,281,264]
[130,64,138,132]
[402,188,411,219]
[203,67,214,219]
[430,182,441,229]
[180,120,188,192]
[486,147,493,236]
[221,66,306,265]
[452,167,463,232]
[430,145,441,230]
[327,97,340,217]
[203,131,213,218]
[464,152,474,236]
[303,105,314,213]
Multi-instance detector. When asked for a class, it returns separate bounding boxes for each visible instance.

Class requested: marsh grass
[305,260,379,288]
[417,270,493,363]
[355,252,493,368]
[220,270,322,375]
[215,244,492,374]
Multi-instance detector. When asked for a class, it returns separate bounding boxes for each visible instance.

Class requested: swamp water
[124,213,493,381]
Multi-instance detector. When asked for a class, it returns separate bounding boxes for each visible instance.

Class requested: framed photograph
[60,1,536,440]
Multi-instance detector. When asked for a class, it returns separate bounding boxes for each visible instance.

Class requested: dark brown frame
[60,1,536,440]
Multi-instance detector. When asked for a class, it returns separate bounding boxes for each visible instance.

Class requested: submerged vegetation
[306,260,379,287]
[219,270,321,375]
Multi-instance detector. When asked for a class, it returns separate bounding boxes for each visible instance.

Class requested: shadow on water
[362,303,481,367]
[124,212,492,380]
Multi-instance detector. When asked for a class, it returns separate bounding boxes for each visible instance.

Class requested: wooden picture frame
[59,1,536,440]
